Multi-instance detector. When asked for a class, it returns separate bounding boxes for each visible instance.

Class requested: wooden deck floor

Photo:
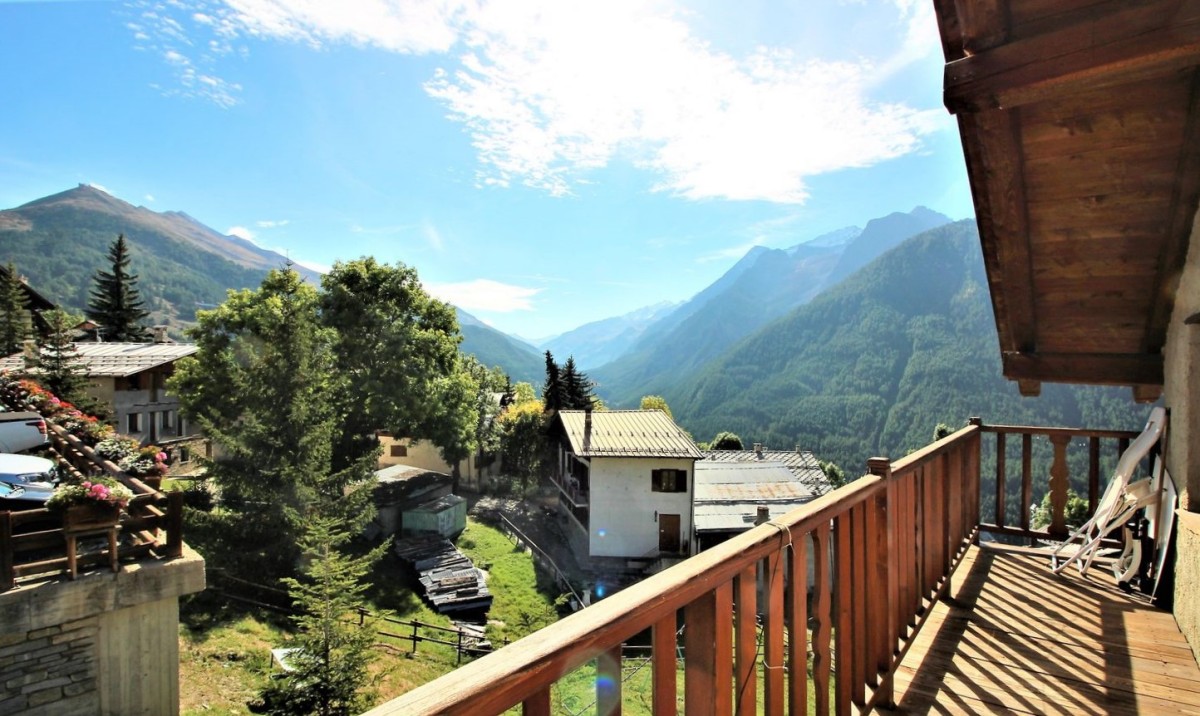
[888,544,1200,715]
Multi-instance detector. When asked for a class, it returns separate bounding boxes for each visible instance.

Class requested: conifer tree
[0,262,32,355]
[542,350,564,411]
[560,356,595,409]
[257,516,386,716]
[87,234,150,342]
[33,310,93,408]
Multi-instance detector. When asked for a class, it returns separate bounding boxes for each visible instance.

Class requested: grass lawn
[178,516,568,714]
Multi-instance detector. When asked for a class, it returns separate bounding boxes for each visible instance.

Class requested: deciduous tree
[710,431,744,450]
[639,395,673,419]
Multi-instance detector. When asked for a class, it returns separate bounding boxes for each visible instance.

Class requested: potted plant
[47,476,134,531]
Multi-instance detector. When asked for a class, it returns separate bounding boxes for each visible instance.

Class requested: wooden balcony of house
[366,418,1200,716]
[0,422,187,591]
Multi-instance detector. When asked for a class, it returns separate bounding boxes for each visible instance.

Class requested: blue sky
[0,0,973,339]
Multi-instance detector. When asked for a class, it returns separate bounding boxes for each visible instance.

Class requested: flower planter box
[62,502,122,532]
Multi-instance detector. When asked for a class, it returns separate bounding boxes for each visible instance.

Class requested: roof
[931,2,1200,400]
[701,448,829,495]
[693,462,817,533]
[0,342,197,377]
[558,410,703,459]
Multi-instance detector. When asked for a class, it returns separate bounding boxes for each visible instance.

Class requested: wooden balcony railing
[0,423,185,591]
[364,415,1157,715]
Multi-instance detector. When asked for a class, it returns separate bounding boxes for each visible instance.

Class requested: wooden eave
[935,0,1200,401]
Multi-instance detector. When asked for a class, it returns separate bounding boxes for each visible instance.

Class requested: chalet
[0,264,57,336]
[0,340,199,443]
[369,3,1200,714]
[701,445,830,496]
[550,409,703,565]
[376,432,501,489]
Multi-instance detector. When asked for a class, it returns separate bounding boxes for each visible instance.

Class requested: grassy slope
[178,518,564,715]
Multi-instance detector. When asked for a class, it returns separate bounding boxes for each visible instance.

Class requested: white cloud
[142,1,940,203]
[255,219,290,228]
[227,225,256,241]
[290,256,331,274]
[144,194,156,202]
[424,279,540,312]
[86,182,112,194]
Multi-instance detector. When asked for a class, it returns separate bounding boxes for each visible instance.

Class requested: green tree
[933,422,954,441]
[319,258,465,471]
[710,431,743,450]
[639,395,673,419]
[169,268,375,578]
[497,399,547,493]
[511,381,538,404]
[86,234,150,342]
[560,356,594,409]
[32,309,93,409]
[0,262,32,355]
[1032,489,1090,530]
[257,516,387,716]
[820,460,847,490]
[542,351,564,412]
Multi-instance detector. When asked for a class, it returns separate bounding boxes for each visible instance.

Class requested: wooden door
[658,513,681,554]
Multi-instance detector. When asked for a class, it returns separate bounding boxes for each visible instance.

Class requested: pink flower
[157,452,167,462]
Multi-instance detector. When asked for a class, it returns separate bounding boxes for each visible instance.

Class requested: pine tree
[33,310,93,408]
[257,516,387,716]
[542,350,564,411]
[87,234,150,342]
[0,262,31,355]
[560,356,594,409]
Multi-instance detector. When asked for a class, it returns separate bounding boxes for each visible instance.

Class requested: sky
[0,0,973,340]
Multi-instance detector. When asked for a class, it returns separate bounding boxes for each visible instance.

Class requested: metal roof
[0,342,197,377]
[693,462,817,533]
[701,448,829,495]
[558,410,703,459]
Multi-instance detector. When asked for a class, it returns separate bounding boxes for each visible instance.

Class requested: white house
[551,409,703,564]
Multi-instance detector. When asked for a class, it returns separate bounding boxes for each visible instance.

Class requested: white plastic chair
[1050,407,1166,577]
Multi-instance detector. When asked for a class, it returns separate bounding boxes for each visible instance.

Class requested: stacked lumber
[394,535,493,614]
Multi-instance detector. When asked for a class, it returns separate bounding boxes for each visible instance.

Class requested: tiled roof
[558,410,703,459]
[701,448,830,495]
[0,342,198,377]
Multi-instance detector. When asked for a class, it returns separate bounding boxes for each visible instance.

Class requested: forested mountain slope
[591,208,949,407]
[669,220,1147,473]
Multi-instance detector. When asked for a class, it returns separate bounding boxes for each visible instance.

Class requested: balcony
[367,419,1200,715]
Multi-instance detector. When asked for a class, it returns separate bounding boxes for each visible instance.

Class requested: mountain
[542,301,680,370]
[455,309,545,384]
[668,220,1146,474]
[590,208,950,406]
[0,184,320,326]
[0,186,544,382]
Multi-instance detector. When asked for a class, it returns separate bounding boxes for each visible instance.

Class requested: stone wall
[0,547,204,715]
[0,616,98,715]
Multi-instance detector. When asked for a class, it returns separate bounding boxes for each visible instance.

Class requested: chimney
[753,442,763,458]
[152,326,169,343]
[796,445,802,454]
[583,407,592,451]
[755,505,770,525]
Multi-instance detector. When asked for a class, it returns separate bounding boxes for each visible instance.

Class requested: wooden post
[811,523,832,716]
[788,533,809,716]
[1020,433,1033,535]
[735,565,757,715]
[411,622,418,654]
[652,613,677,715]
[1049,434,1071,538]
[522,689,551,716]
[1088,436,1101,514]
[685,582,733,716]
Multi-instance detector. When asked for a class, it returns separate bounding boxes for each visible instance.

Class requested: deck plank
[888,544,1200,715]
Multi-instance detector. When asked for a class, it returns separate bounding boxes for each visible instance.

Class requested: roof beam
[945,0,1200,113]
[959,110,1037,353]
[1002,351,1163,387]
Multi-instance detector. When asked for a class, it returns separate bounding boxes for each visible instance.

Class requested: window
[162,410,175,429]
[127,412,142,433]
[651,468,687,493]
[390,444,409,457]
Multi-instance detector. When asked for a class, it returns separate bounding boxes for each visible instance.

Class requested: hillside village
[3,2,1200,716]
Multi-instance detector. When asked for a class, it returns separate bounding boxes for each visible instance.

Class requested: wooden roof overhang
[933,0,1200,401]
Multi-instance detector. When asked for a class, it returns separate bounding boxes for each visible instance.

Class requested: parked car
[0,480,52,510]
[0,453,56,489]
[0,409,49,453]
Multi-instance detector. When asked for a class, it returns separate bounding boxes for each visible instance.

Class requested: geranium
[47,476,134,510]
